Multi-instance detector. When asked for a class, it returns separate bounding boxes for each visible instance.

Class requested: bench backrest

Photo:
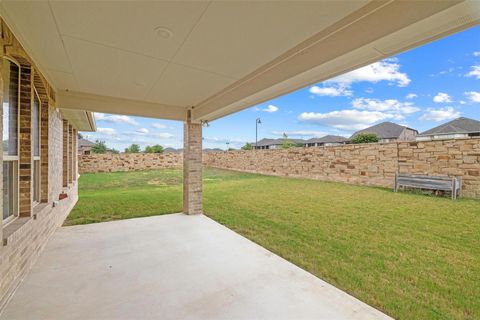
[396,174,461,191]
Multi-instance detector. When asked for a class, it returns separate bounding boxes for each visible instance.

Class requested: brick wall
[18,64,32,217]
[79,152,183,173]
[203,138,480,198]
[0,21,80,311]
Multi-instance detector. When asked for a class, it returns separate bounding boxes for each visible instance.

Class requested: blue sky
[82,26,480,151]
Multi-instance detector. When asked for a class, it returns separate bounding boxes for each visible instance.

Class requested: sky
[81,25,480,151]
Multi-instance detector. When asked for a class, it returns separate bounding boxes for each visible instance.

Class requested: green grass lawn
[68,168,480,320]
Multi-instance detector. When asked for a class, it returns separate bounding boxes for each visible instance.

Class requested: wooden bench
[394,174,462,199]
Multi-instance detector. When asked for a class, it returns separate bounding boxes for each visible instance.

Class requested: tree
[125,144,141,153]
[351,133,379,144]
[241,143,253,150]
[91,140,107,154]
[109,148,120,154]
[78,132,84,139]
[144,144,164,153]
[281,133,294,149]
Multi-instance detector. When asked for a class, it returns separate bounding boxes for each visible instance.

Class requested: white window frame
[2,57,20,225]
[32,87,41,207]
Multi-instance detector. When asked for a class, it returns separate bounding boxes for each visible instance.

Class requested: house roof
[307,135,348,144]
[350,122,417,139]
[78,138,94,148]
[419,117,480,135]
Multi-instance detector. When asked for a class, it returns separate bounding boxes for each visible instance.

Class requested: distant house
[417,117,480,141]
[78,138,95,155]
[305,135,348,147]
[253,138,305,149]
[350,122,418,143]
[164,147,182,153]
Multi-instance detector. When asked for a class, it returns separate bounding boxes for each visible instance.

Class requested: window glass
[3,162,15,220]
[32,160,40,203]
[3,59,19,156]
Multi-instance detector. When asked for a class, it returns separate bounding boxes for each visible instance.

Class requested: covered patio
[0,0,479,318]
[1,214,391,319]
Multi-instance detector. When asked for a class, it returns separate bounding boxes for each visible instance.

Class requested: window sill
[3,203,51,246]
[3,217,31,246]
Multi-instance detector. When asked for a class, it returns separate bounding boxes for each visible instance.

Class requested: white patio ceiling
[1,1,479,123]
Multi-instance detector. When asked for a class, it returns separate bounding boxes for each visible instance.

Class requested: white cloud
[96,127,117,136]
[433,92,452,103]
[136,128,149,134]
[420,107,460,122]
[406,93,417,99]
[352,98,420,115]
[465,91,480,103]
[298,109,395,131]
[473,51,480,57]
[309,85,352,97]
[327,60,410,87]
[271,130,328,138]
[262,105,279,113]
[466,65,480,79]
[94,112,139,125]
[151,123,167,129]
[152,132,174,139]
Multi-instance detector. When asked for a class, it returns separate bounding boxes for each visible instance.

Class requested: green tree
[109,148,120,154]
[91,140,107,154]
[351,133,379,144]
[125,144,141,153]
[281,133,294,149]
[144,144,164,153]
[241,143,253,150]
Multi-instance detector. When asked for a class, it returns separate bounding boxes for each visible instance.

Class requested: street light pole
[256,118,261,149]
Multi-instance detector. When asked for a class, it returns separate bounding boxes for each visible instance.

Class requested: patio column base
[183,113,202,215]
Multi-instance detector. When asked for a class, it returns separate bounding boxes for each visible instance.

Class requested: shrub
[144,144,164,153]
[125,144,141,153]
[92,140,107,154]
[351,133,380,144]
[241,143,253,150]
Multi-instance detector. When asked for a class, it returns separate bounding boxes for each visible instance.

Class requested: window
[32,92,41,205]
[2,58,19,222]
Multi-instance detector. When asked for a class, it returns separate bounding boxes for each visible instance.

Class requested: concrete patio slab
[1,214,392,320]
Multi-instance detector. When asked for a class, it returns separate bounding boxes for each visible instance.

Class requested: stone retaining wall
[203,138,480,198]
[78,138,480,198]
[79,152,183,173]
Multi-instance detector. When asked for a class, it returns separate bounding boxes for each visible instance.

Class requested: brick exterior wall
[79,152,183,173]
[18,63,32,217]
[36,71,50,203]
[203,138,480,198]
[68,124,73,184]
[62,120,69,187]
[0,21,80,311]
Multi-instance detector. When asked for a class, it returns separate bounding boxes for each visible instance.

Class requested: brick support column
[183,114,202,215]
[62,120,69,187]
[68,125,73,184]
[18,65,32,217]
[72,129,77,181]
[38,86,49,203]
